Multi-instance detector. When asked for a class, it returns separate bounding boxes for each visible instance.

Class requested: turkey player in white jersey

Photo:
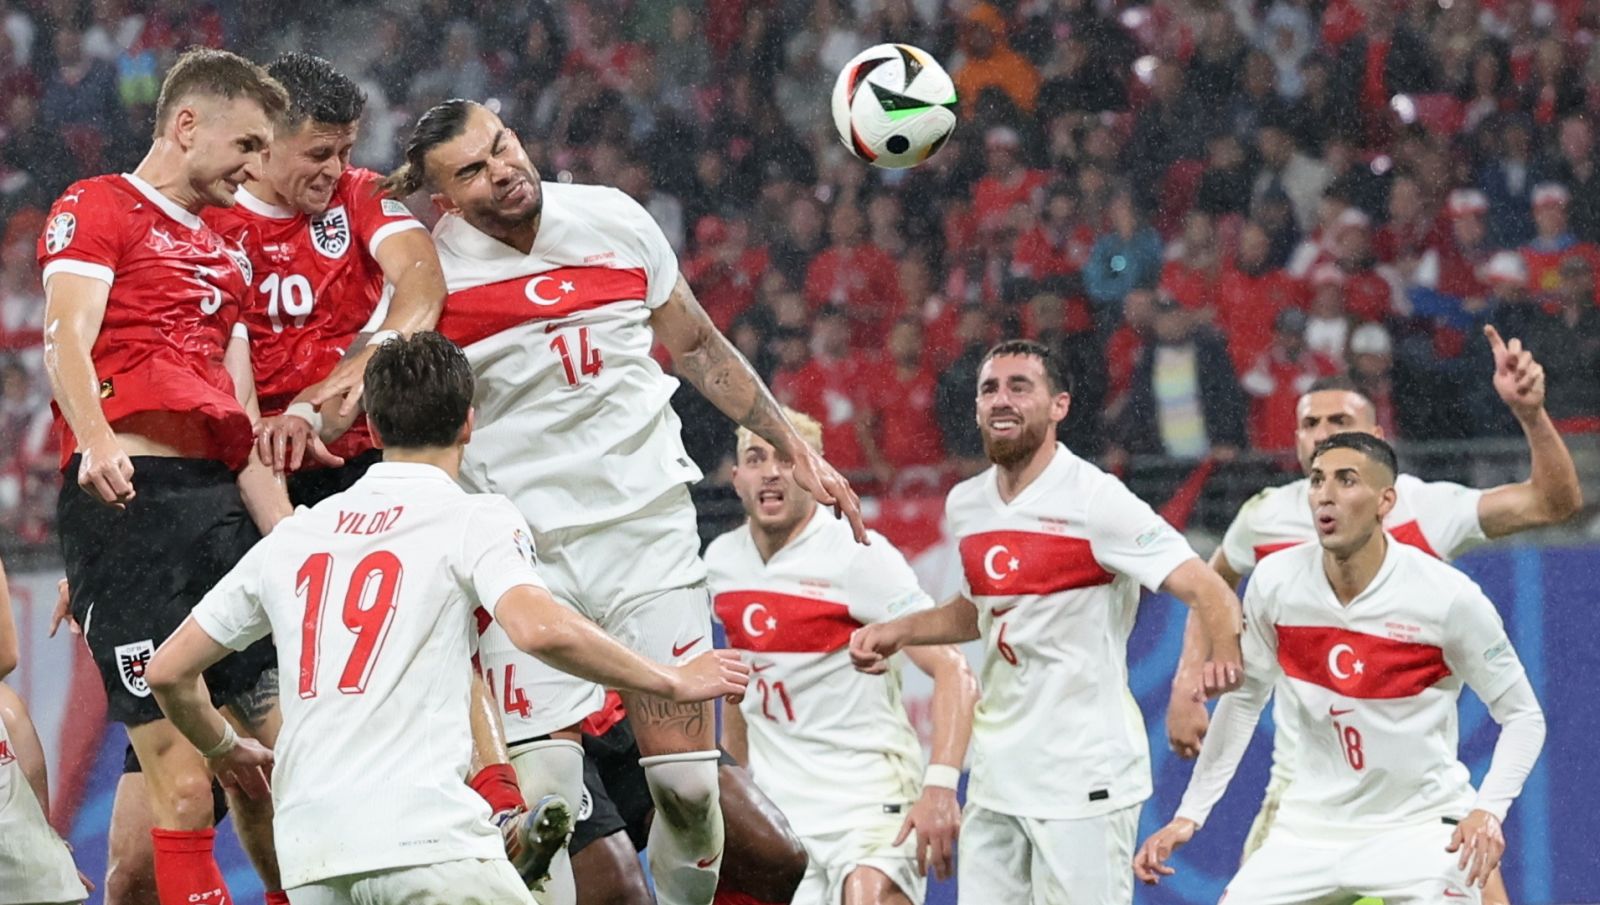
[143,333,750,904]
[1164,327,1581,903]
[708,409,978,905]
[386,99,862,905]
[1136,433,1547,903]
[850,340,1246,905]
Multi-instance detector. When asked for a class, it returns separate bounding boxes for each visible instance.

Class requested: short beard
[982,420,1052,468]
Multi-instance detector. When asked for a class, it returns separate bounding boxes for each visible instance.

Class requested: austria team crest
[310,205,351,258]
[114,640,155,697]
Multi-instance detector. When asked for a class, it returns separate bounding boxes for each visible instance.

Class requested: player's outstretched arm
[1160,558,1244,696]
[43,272,134,508]
[849,595,981,674]
[1478,325,1583,538]
[494,584,750,703]
[651,275,867,543]
[899,644,978,881]
[309,229,446,418]
[146,618,274,800]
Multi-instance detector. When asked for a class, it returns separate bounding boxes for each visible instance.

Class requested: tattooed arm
[650,275,867,542]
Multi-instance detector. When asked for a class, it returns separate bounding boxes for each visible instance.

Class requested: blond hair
[153,48,289,139]
[736,408,824,457]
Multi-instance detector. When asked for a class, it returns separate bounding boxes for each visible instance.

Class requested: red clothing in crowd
[772,355,871,472]
[681,246,769,330]
[973,169,1049,231]
[1241,347,1341,451]
[1342,267,1396,321]
[1010,223,1094,282]
[1217,266,1305,374]
[804,243,905,345]
[1106,325,1146,408]
[862,363,945,469]
[1160,259,1222,313]
[1374,217,1446,264]
[1433,240,1493,301]
[1522,241,1600,301]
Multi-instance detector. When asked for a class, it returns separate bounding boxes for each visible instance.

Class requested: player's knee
[159,770,220,829]
[642,753,721,833]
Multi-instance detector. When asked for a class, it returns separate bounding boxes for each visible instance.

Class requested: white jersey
[191,462,545,888]
[706,512,934,837]
[433,182,700,532]
[946,443,1198,820]
[1178,541,1526,835]
[1218,473,1486,788]
[0,717,83,904]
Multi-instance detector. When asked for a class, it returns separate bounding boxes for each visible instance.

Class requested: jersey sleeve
[845,530,935,624]
[608,188,679,309]
[462,496,548,618]
[190,537,273,651]
[346,170,425,258]
[37,180,126,287]
[1441,577,1525,705]
[1084,476,1200,592]
[1409,478,1487,559]
[1219,489,1269,576]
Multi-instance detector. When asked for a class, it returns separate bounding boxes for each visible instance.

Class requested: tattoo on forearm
[628,695,706,739]
[676,331,794,453]
[225,667,281,733]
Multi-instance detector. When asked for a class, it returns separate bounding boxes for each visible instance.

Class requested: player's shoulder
[1394,472,1475,500]
[704,522,751,568]
[336,167,404,211]
[57,174,132,207]
[1247,536,1322,588]
[944,468,992,518]
[1390,540,1475,591]
[1242,478,1307,519]
[545,182,650,228]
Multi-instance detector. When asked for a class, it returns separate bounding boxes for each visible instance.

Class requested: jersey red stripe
[438,266,649,348]
[1276,624,1451,698]
[1387,519,1441,559]
[715,590,863,653]
[1254,540,1305,562]
[958,531,1113,597]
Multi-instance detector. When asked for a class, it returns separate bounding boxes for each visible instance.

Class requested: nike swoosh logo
[695,850,723,869]
[1443,890,1469,898]
[672,637,704,658]
[990,605,1017,618]
[751,663,773,673]
[1329,706,1354,717]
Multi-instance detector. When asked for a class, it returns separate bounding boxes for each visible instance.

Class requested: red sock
[469,763,525,814]
[151,828,231,905]
[713,891,785,905]
[265,892,291,905]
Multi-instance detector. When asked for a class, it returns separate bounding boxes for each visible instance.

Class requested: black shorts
[286,449,383,508]
[568,718,740,856]
[59,456,274,726]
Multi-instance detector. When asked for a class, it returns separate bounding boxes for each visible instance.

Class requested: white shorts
[957,802,1139,905]
[477,617,605,743]
[793,815,926,905]
[1224,821,1480,904]
[286,858,534,905]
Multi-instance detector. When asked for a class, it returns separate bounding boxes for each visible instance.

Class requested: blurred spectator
[409,20,490,109]
[1126,61,1209,203]
[39,28,120,133]
[773,308,872,477]
[859,316,945,485]
[1467,251,1565,435]
[1241,307,1339,451]
[1348,321,1398,437]
[1160,211,1223,316]
[972,127,1046,233]
[617,161,686,254]
[682,216,768,331]
[1423,188,1494,300]
[1106,288,1155,419]
[654,4,709,115]
[1252,111,1329,232]
[1114,297,1247,460]
[1036,32,1125,117]
[1258,0,1315,98]
[1543,256,1600,426]
[0,225,43,348]
[1218,220,1305,373]
[952,3,1040,117]
[1,94,73,204]
[1286,54,1357,153]
[1329,208,1399,322]
[1373,176,1441,282]
[1084,190,1162,323]
[1542,115,1600,244]
[1306,262,1351,366]
[1221,51,1286,138]
[804,201,904,345]
[1479,114,1538,247]
[1194,132,1255,218]
[866,193,907,258]
[1521,183,1600,301]
[1251,186,1303,268]
[769,196,827,289]
[934,306,995,473]
[1009,185,1093,287]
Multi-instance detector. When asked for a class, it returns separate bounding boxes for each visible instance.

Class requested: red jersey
[37,174,253,470]
[203,168,423,461]
[863,363,944,469]
[1217,267,1304,374]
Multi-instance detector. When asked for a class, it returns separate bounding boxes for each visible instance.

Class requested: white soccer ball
[831,43,958,170]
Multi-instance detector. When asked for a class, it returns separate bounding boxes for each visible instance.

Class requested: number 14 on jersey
[549,326,603,387]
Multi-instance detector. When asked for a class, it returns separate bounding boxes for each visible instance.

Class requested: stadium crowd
[1,0,1599,544]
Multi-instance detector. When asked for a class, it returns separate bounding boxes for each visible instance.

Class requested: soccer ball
[831,43,958,169]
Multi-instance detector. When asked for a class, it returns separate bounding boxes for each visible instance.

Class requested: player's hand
[669,650,751,704]
[256,411,346,474]
[78,433,135,508]
[208,736,274,801]
[1486,325,1546,422]
[307,346,377,419]
[897,786,961,881]
[1133,818,1198,885]
[1447,809,1505,888]
[49,578,81,637]
[1166,676,1209,758]
[1202,635,1244,698]
[849,623,905,675]
[784,441,868,545]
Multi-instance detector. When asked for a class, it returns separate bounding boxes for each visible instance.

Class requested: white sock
[510,739,585,905]
[641,750,724,905]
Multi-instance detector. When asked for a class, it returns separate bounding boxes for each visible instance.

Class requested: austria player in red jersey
[39,49,293,905]
[205,53,445,491]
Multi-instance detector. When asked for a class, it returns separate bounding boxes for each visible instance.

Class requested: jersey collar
[747,503,828,566]
[233,186,299,220]
[363,461,459,484]
[984,442,1071,510]
[122,173,202,230]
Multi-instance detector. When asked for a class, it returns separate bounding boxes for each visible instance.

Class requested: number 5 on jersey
[550,326,603,387]
[297,551,402,698]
